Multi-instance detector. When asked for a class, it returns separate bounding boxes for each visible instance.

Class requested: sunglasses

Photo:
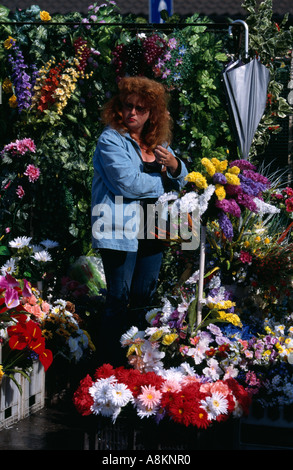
[122,102,149,115]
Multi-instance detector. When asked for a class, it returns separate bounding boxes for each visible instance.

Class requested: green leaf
[0,245,10,256]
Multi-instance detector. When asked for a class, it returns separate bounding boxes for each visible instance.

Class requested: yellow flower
[217,311,242,327]
[2,78,13,94]
[264,237,270,244]
[201,158,216,177]
[162,333,178,345]
[208,300,236,310]
[227,166,240,175]
[243,240,250,248]
[40,10,51,21]
[225,173,240,185]
[0,365,4,383]
[215,184,226,200]
[255,236,261,243]
[211,158,228,172]
[8,95,18,108]
[149,330,164,342]
[127,343,142,357]
[4,36,16,49]
[185,171,208,189]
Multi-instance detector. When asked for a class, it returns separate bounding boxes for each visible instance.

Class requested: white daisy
[89,376,117,405]
[9,236,32,249]
[200,392,229,421]
[33,250,52,262]
[106,382,133,407]
[1,258,17,275]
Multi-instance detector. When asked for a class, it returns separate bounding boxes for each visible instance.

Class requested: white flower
[171,191,199,215]
[156,191,178,206]
[141,340,165,371]
[106,382,133,407]
[160,297,174,324]
[145,307,160,324]
[89,376,117,405]
[9,236,32,249]
[200,392,229,421]
[54,299,67,308]
[253,197,280,215]
[33,250,52,262]
[1,258,17,275]
[135,402,160,418]
[185,269,200,284]
[40,239,59,249]
[198,185,215,215]
[120,326,144,346]
[203,358,223,380]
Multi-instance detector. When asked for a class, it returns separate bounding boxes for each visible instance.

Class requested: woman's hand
[154,145,178,175]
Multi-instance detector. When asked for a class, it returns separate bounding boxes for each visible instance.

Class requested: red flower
[285,197,293,212]
[73,374,94,416]
[7,317,53,371]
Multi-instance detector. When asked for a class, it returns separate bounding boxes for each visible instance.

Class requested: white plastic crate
[0,344,45,430]
[22,361,45,418]
[0,371,24,430]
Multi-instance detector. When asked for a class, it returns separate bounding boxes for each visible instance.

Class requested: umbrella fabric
[223,57,270,159]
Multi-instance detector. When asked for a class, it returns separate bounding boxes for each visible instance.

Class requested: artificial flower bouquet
[41,298,96,364]
[73,363,251,429]
[157,157,280,242]
[0,273,53,388]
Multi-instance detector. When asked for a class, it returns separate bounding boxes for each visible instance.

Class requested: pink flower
[239,250,252,264]
[16,138,36,155]
[5,287,20,309]
[24,164,40,183]
[137,385,162,410]
[16,185,25,198]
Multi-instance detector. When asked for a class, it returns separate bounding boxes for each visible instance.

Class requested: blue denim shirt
[91,126,188,251]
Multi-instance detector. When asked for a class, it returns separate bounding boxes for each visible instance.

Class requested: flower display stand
[82,414,238,450]
[237,403,293,450]
[0,360,45,430]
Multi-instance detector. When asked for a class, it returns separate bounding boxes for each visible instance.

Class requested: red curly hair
[101,76,173,152]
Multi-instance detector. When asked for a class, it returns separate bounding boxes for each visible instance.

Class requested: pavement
[0,404,86,451]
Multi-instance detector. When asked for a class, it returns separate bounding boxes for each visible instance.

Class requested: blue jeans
[98,240,164,365]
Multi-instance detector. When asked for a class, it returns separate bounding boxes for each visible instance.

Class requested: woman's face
[121,94,150,136]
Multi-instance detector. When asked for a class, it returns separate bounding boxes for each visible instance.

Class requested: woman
[91,76,188,365]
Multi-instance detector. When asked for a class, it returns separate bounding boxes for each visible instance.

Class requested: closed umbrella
[223,20,270,159]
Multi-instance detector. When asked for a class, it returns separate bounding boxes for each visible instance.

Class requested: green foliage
[241,0,293,159]
[0,0,292,290]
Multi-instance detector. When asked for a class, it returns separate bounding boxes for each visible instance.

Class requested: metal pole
[196,224,206,327]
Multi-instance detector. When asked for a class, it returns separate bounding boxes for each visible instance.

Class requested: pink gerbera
[24,164,40,183]
[137,385,162,409]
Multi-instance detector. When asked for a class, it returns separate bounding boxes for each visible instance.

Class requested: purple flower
[213,172,227,185]
[242,170,271,187]
[7,43,34,112]
[239,174,268,197]
[235,192,258,212]
[218,211,234,240]
[229,159,257,171]
[215,198,241,217]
